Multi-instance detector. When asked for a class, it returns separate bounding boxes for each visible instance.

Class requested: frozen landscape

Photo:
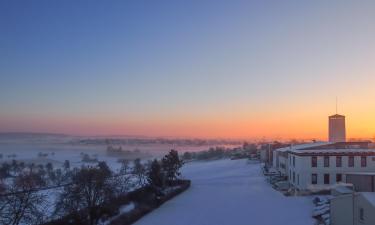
[136,159,315,225]
[0,136,314,225]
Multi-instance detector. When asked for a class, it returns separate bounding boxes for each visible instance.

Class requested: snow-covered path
[135,159,314,225]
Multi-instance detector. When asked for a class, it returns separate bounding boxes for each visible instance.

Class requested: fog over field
[0,133,241,171]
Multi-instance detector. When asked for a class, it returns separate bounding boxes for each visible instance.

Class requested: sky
[1,0,375,140]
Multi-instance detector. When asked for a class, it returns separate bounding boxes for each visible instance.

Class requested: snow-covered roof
[332,185,353,195]
[289,148,375,154]
[275,142,329,152]
[274,141,375,155]
[361,193,375,207]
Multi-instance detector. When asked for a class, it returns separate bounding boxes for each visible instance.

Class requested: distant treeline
[182,143,257,161]
[74,138,242,146]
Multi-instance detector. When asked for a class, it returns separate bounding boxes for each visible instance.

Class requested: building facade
[274,142,375,191]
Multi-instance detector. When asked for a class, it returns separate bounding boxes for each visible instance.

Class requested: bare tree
[0,172,47,225]
[10,160,19,176]
[0,181,7,218]
[45,163,53,174]
[114,159,133,194]
[132,158,147,187]
[63,160,70,171]
[0,163,11,180]
[52,168,64,185]
[55,165,115,225]
[118,159,128,174]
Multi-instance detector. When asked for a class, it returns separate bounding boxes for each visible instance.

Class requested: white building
[273,142,328,177]
[274,142,375,191]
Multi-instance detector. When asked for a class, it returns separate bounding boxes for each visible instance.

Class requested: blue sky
[1,0,375,138]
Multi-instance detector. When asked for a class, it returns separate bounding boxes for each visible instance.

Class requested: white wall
[331,194,352,225]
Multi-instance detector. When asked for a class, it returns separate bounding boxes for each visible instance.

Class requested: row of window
[311,173,342,185]
[311,156,367,168]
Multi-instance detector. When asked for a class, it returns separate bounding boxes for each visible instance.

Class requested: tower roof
[329,114,345,118]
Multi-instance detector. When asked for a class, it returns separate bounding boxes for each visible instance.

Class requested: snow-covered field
[0,142,234,171]
[0,144,128,171]
[136,159,315,225]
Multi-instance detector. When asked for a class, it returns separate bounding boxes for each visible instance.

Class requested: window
[311,156,317,167]
[349,156,354,167]
[336,156,342,167]
[312,174,317,184]
[324,156,330,167]
[324,174,330,184]
[293,172,295,183]
[336,174,342,182]
[289,170,291,179]
[360,208,364,222]
[293,156,295,167]
[361,156,367,167]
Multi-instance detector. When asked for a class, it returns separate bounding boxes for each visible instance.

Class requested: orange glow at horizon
[1,85,375,140]
[1,106,374,141]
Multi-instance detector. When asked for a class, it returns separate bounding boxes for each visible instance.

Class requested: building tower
[328,114,346,142]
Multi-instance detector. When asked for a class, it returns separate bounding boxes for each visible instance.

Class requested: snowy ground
[135,159,314,225]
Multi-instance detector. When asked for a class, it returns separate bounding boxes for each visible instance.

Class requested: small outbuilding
[331,192,375,225]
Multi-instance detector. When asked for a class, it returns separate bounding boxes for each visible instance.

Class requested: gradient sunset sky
[1,1,375,140]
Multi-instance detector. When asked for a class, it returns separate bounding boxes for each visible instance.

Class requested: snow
[277,142,329,152]
[332,185,353,195]
[99,202,135,225]
[119,202,135,213]
[135,159,314,225]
